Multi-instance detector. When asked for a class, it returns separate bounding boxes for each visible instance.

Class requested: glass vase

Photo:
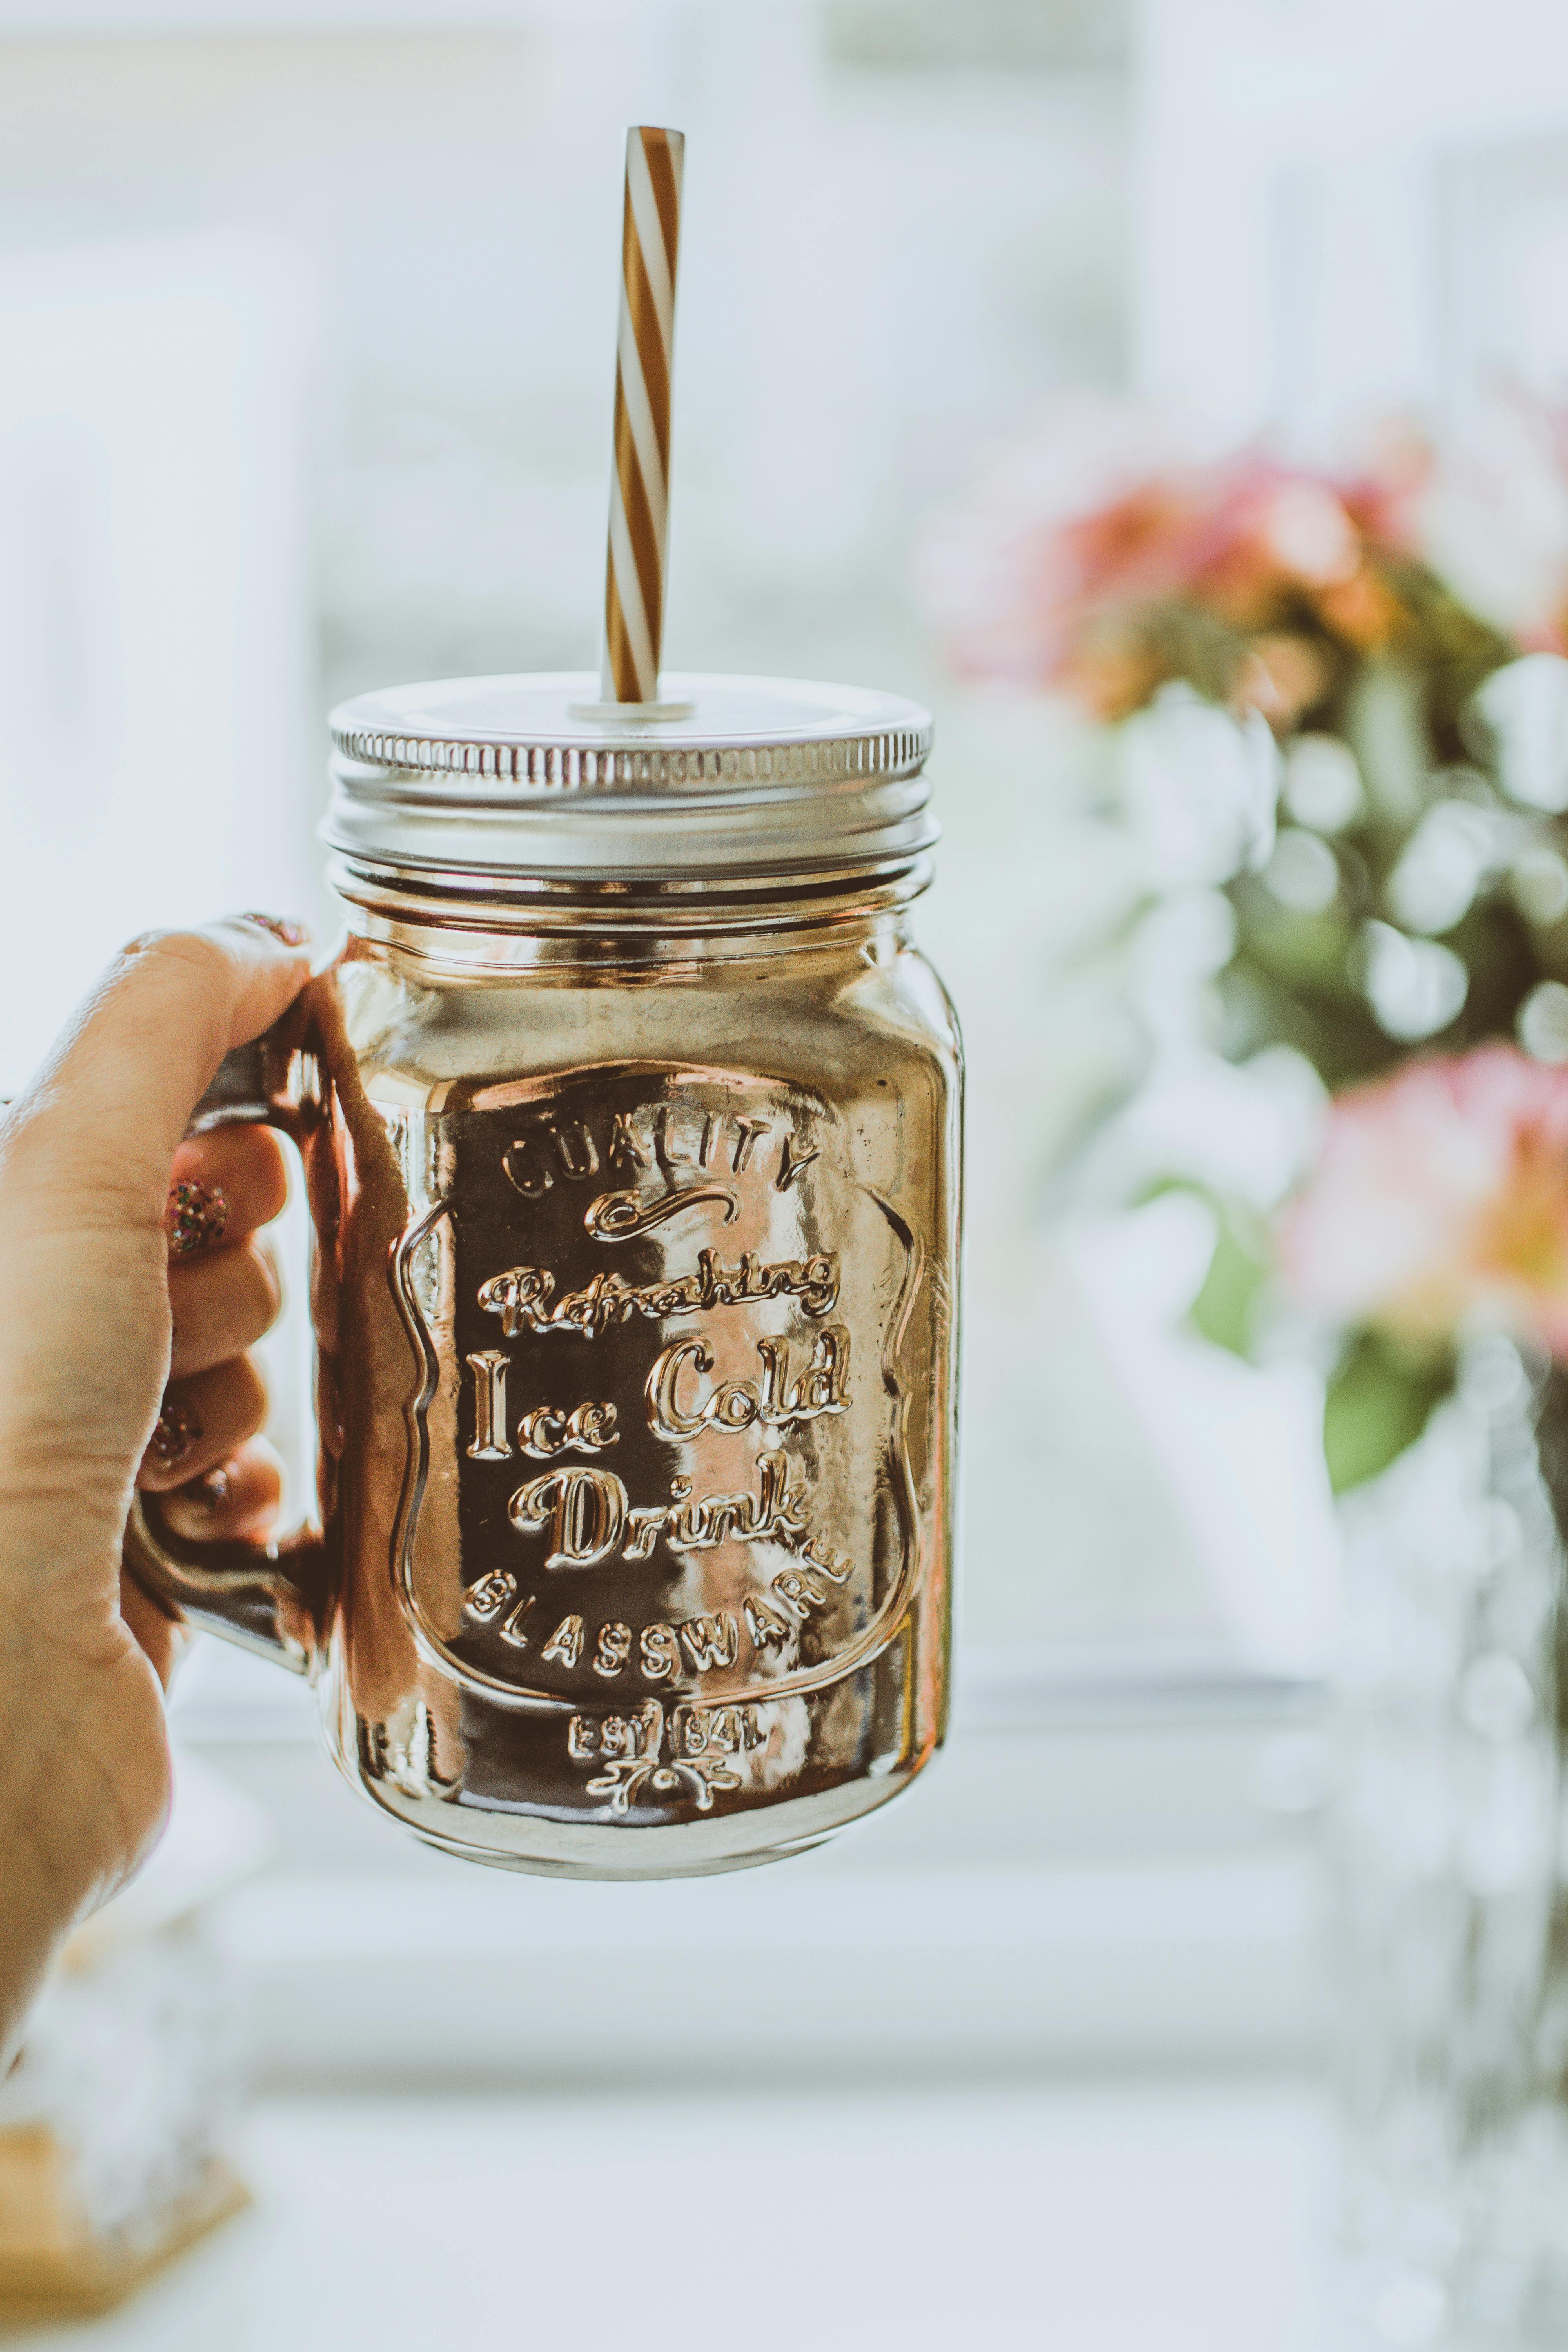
[1333,1335,1567,2345]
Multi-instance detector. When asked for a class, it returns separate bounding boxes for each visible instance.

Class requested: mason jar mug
[127,674,962,1878]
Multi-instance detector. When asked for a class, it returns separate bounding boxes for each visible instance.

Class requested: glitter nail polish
[149,1397,203,1472]
[167,1179,228,1259]
[182,1464,232,1511]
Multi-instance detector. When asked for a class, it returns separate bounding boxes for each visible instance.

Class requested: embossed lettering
[567,1401,619,1451]
[657,1104,709,1169]
[639,1623,680,1681]
[466,1350,511,1460]
[751,1449,813,1543]
[695,1492,753,1547]
[665,1477,709,1549]
[516,1407,567,1458]
[506,1452,813,1568]
[776,1134,820,1192]
[797,1536,853,1584]
[673,1702,764,1757]
[572,1701,697,1809]
[502,1136,554,1198]
[549,1120,599,1179]
[593,1621,632,1678]
[465,1567,517,1624]
[608,1112,648,1174]
[541,1614,585,1668]
[521,1599,858,1684]
[730,1118,768,1172]
[480,1250,839,1341]
[646,1327,851,1441]
[790,1328,852,1417]
[393,1085,899,1742]
[517,1400,621,1459]
[478,1266,556,1338]
[744,1596,793,1648]
[497,1591,537,1648]
[509,1468,628,1569]
[503,1104,821,1205]
[622,1505,667,1562]
[470,1364,620,1465]
[679,1613,739,1672]
[580,1706,744,1811]
[569,1704,662,1762]
[648,1338,712,1438]
[771,1566,833,1618]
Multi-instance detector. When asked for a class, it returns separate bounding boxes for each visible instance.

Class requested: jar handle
[122,1013,329,1677]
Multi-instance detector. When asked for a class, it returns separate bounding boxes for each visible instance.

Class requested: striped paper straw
[599,125,684,705]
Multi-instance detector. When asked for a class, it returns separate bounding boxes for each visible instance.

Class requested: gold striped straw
[599,125,684,706]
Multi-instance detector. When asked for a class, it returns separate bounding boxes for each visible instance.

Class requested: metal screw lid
[325,671,936,886]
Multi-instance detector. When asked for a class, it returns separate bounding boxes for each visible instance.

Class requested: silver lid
[325,671,935,886]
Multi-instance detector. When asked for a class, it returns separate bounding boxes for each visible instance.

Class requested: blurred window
[0,7,1373,2047]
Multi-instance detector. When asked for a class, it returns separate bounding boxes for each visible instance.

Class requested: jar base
[332,1742,933,1880]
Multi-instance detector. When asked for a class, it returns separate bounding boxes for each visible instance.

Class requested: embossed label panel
[385,1067,922,1759]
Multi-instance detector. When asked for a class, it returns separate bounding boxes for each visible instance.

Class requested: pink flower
[915,396,1417,719]
[1280,1046,1568,1355]
[914,397,1215,696]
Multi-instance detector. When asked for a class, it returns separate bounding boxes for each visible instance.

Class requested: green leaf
[1190,1211,1268,1358]
[1132,1180,1269,1359]
[1322,1330,1454,1493]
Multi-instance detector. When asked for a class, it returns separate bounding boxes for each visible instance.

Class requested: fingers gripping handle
[185,1030,289,1132]
[122,1510,326,1675]
[123,1017,328,1676]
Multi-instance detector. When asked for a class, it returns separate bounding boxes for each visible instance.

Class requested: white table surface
[5,2078,1368,2352]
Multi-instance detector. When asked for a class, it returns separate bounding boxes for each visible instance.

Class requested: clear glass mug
[127,674,962,1878]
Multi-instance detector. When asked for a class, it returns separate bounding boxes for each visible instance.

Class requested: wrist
[0,1821,80,2072]
[0,1714,98,2071]
[0,1565,171,2066]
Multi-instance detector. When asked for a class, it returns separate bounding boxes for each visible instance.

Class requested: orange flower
[1242,634,1332,727]
[1314,565,1401,652]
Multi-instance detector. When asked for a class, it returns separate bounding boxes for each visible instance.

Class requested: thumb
[0,918,312,1229]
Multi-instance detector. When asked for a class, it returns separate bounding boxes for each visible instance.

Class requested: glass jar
[128,673,962,1878]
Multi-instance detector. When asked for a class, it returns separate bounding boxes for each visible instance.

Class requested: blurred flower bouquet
[922,394,1568,2336]
[921,392,1568,1493]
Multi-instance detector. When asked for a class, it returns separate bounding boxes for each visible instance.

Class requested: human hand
[0,918,311,2067]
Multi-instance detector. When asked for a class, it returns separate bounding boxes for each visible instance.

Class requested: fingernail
[238,913,309,948]
[180,1463,232,1513]
[166,1179,228,1259]
[149,1396,203,1472]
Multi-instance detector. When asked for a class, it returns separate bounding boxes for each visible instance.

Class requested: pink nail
[238,913,309,947]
